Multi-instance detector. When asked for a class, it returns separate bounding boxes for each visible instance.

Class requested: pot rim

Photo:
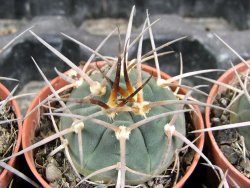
[22,63,204,188]
[205,61,250,185]
[0,83,22,187]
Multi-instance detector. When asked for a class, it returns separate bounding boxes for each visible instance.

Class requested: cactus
[34,6,189,186]
[197,33,250,153]
[230,85,250,151]
[59,58,186,185]
[25,6,216,187]
[214,35,250,152]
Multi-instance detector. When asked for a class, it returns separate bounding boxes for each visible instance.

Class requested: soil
[33,97,197,188]
[0,19,26,36]
[0,99,18,173]
[210,87,250,179]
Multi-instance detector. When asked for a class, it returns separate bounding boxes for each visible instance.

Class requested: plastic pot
[0,83,22,188]
[205,61,250,187]
[22,64,204,188]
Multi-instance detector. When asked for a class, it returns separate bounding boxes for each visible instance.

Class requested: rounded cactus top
[60,62,186,185]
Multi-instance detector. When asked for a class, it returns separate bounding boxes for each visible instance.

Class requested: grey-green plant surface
[230,86,250,150]
[60,61,186,185]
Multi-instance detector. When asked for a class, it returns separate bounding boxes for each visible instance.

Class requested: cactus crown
[60,48,186,185]
[55,7,188,186]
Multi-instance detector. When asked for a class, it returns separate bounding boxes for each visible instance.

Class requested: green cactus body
[230,90,250,151]
[60,65,186,185]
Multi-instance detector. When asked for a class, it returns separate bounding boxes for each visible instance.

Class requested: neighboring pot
[205,61,250,187]
[0,83,22,188]
[22,64,204,188]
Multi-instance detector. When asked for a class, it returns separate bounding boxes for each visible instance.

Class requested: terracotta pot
[0,83,22,188]
[205,61,250,187]
[22,64,204,188]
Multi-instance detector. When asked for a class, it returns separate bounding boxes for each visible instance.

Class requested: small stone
[47,157,59,166]
[222,110,229,116]
[240,158,250,172]
[211,117,220,123]
[147,180,154,187]
[64,171,75,182]
[46,163,62,182]
[49,181,60,188]
[216,129,237,144]
[154,184,164,188]
[220,114,228,122]
[219,98,228,107]
[220,145,239,165]
[211,117,221,126]
[212,108,223,117]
